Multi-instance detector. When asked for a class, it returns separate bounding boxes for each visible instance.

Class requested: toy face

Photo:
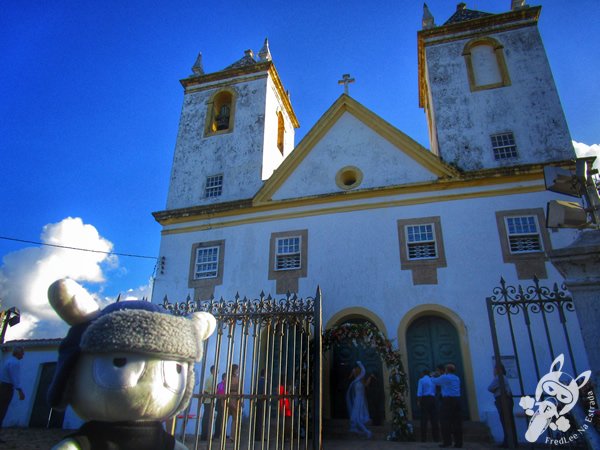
[71,352,189,422]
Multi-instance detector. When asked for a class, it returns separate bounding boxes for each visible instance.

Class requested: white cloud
[573,141,600,170]
[0,217,119,340]
[120,280,153,301]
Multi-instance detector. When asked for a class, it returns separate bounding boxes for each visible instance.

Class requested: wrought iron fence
[162,289,322,450]
[487,276,591,449]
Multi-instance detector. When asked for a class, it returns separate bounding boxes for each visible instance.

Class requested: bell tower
[165,40,299,211]
[417,3,574,171]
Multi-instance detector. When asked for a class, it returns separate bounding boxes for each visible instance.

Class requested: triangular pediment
[255,95,458,203]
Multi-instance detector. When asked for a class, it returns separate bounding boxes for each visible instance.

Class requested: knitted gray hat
[48,299,215,414]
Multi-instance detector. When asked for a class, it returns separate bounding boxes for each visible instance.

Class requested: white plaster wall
[425,27,574,170]
[152,187,588,423]
[261,77,295,180]
[166,76,269,210]
[273,112,437,200]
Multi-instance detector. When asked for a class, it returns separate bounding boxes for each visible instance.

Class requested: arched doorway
[330,318,385,425]
[406,315,470,419]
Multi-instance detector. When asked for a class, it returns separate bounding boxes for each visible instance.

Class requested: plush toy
[46,278,216,450]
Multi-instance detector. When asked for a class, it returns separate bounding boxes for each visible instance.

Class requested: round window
[335,166,363,190]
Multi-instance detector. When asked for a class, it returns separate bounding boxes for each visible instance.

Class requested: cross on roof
[338,74,355,95]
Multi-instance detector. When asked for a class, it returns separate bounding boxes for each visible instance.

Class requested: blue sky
[1,0,598,339]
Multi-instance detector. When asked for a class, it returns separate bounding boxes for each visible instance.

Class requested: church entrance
[330,318,385,425]
[406,315,469,419]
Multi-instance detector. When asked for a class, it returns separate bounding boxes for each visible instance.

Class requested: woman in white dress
[346,361,374,439]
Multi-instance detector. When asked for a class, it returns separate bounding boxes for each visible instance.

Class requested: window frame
[193,245,220,279]
[491,132,518,161]
[277,111,285,154]
[205,174,224,198]
[397,216,446,285]
[463,37,511,92]
[504,215,544,255]
[268,230,308,294]
[188,240,225,298]
[405,223,438,261]
[274,236,302,271]
[495,209,552,280]
[204,89,236,137]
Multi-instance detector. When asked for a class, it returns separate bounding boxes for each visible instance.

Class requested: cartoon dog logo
[520,354,591,443]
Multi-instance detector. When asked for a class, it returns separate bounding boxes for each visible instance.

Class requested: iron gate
[162,288,322,450]
[486,276,594,449]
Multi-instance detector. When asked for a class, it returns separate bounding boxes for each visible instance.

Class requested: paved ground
[0,427,501,449]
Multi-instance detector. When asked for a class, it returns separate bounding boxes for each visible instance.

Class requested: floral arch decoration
[322,321,414,441]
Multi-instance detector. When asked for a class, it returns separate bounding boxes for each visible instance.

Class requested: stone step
[411,420,493,442]
[323,419,493,443]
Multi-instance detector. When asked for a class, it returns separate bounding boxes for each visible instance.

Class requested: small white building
[0,340,82,430]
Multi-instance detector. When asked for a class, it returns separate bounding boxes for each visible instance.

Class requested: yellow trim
[335,165,363,190]
[463,37,511,92]
[325,307,388,336]
[159,184,544,235]
[397,304,479,421]
[322,308,390,421]
[183,73,268,94]
[204,89,236,136]
[254,94,459,203]
[154,166,550,224]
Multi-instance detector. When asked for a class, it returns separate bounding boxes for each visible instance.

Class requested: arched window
[277,111,284,154]
[463,37,511,91]
[205,90,235,135]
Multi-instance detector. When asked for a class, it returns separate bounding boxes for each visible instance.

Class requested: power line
[0,236,157,260]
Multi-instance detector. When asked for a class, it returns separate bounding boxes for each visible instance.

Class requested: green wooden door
[330,320,385,425]
[406,316,469,419]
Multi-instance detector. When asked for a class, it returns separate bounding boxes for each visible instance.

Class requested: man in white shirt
[0,347,25,443]
[200,365,215,440]
[417,368,440,442]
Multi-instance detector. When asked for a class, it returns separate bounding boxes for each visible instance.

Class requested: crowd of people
[0,345,519,447]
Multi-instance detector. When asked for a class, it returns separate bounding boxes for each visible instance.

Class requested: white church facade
[150,2,587,441]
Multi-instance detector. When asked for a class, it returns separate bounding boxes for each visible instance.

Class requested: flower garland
[322,322,414,441]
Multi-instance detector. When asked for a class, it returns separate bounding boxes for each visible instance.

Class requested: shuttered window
[406,224,437,260]
[505,216,543,253]
[195,246,220,279]
[275,237,301,270]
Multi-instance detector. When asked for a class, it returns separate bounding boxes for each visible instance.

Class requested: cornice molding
[153,160,574,227]
[180,61,299,129]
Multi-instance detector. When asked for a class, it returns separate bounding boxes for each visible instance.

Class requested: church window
[491,132,518,160]
[189,240,225,299]
[505,216,543,254]
[277,111,285,154]
[275,237,301,270]
[405,224,437,260]
[397,217,446,285]
[495,209,551,280]
[205,90,235,136]
[205,174,223,197]
[463,37,511,92]
[194,246,220,279]
[268,230,308,294]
